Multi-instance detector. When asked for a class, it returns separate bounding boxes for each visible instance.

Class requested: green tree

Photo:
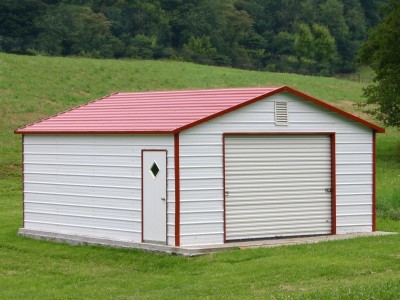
[0,0,46,53]
[126,34,158,59]
[360,0,387,28]
[271,32,295,55]
[183,35,216,63]
[294,23,315,62]
[359,0,400,127]
[319,0,352,71]
[35,4,118,57]
[299,0,316,24]
[312,23,338,74]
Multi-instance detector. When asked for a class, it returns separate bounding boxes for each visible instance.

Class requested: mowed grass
[1,53,400,299]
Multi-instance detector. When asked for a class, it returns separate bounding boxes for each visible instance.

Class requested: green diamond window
[150,162,160,177]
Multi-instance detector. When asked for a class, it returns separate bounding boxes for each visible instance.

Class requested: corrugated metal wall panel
[179,92,373,245]
[23,134,175,245]
[225,135,332,240]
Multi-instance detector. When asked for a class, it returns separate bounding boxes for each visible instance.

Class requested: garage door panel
[225,134,332,240]
[227,165,330,172]
[227,195,331,205]
[227,203,331,213]
[226,173,331,181]
[228,225,332,240]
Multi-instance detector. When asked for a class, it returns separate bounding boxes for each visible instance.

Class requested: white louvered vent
[275,101,288,125]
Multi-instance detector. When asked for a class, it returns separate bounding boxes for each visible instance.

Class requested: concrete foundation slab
[18,228,396,256]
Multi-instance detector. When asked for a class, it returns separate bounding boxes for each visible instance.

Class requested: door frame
[141,149,168,244]
[222,132,336,243]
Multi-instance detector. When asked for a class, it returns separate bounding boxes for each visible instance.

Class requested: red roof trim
[15,130,174,135]
[282,87,385,133]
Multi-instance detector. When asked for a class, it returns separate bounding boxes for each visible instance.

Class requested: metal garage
[15,86,384,248]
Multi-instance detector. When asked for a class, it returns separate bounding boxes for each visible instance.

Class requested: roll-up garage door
[225,134,332,241]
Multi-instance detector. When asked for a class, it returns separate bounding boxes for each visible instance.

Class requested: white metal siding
[23,135,175,245]
[179,92,373,246]
[225,134,332,240]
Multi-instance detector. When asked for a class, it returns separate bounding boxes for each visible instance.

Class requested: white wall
[179,92,373,245]
[23,134,175,245]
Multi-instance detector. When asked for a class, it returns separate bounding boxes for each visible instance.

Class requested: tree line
[0,0,387,75]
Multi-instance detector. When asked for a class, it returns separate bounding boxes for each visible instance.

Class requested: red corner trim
[372,132,377,231]
[222,134,227,243]
[174,134,180,246]
[331,134,337,234]
[141,150,144,242]
[22,135,25,228]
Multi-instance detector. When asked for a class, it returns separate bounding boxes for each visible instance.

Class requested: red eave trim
[15,130,174,135]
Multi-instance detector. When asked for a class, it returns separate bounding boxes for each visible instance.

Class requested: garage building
[15,86,385,248]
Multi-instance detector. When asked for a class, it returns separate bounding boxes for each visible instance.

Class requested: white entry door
[142,150,167,244]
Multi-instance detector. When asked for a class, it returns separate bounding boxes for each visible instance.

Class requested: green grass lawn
[1,53,399,299]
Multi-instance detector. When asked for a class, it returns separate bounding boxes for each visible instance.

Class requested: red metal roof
[15,86,384,134]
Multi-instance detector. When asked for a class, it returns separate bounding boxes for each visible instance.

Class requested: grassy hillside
[1,53,399,299]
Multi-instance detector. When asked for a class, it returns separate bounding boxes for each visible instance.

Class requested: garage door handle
[325,188,332,193]
[161,197,166,201]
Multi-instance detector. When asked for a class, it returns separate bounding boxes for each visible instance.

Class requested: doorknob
[161,197,166,201]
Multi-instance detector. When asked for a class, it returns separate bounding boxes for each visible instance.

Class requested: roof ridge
[116,86,280,95]
[14,92,119,134]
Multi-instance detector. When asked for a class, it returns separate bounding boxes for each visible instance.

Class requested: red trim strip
[141,150,144,242]
[174,134,181,246]
[222,135,227,243]
[22,135,25,228]
[331,134,337,234]
[372,132,376,232]
[15,130,174,135]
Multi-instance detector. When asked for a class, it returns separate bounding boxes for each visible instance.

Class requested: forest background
[0,0,388,76]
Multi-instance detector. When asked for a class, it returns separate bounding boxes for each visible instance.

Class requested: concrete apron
[18,228,395,256]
